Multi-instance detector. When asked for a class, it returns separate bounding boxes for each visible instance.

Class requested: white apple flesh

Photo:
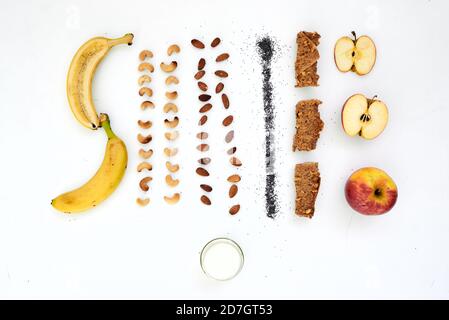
[334,33,376,75]
[342,94,388,140]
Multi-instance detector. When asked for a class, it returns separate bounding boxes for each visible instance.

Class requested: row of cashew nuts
[162,44,181,205]
[136,49,155,206]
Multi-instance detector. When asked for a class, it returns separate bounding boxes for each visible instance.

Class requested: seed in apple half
[334,32,376,75]
[341,94,388,140]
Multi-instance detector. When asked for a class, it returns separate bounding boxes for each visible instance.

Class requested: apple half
[342,94,388,140]
[334,32,376,75]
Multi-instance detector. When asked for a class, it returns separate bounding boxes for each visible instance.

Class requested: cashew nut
[140,101,155,110]
[138,62,154,73]
[164,116,179,128]
[164,193,180,204]
[136,197,150,206]
[139,148,153,159]
[139,176,153,192]
[164,130,179,141]
[139,50,153,61]
[160,61,177,73]
[137,162,153,172]
[138,75,152,86]
[164,147,178,157]
[138,120,152,129]
[165,91,178,100]
[163,102,178,113]
[137,133,152,144]
[166,161,180,173]
[165,174,179,187]
[165,76,179,85]
[167,44,181,56]
[139,87,153,97]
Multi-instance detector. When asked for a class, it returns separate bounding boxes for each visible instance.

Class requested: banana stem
[99,113,116,139]
[107,33,134,47]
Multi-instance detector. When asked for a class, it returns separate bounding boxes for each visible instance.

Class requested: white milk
[200,238,244,281]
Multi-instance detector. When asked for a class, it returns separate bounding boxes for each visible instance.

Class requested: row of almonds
[136,49,155,206]
[161,45,181,204]
[191,37,241,215]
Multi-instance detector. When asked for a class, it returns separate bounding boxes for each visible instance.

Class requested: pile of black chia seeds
[257,36,278,219]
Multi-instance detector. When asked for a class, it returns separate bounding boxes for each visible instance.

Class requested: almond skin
[196,132,209,139]
[222,94,230,109]
[225,130,234,143]
[223,115,233,126]
[227,174,241,182]
[230,156,242,166]
[215,70,228,78]
[216,53,230,62]
[199,103,213,113]
[200,184,213,192]
[211,37,221,48]
[227,147,237,155]
[229,204,240,215]
[229,184,238,198]
[200,195,211,205]
[197,144,209,152]
[198,58,206,70]
[215,82,224,94]
[198,157,211,165]
[196,167,210,176]
[199,115,208,125]
[198,81,208,92]
[199,94,211,102]
[191,39,205,49]
[194,70,205,80]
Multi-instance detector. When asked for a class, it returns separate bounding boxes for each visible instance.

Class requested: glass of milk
[200,238,244,281]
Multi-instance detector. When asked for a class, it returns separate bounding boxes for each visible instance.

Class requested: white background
[0,0,448,299]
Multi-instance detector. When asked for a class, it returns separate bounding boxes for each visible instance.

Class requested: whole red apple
[345,167,398,215]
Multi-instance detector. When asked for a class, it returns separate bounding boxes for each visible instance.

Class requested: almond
[200,184,213,192]
[198,157,211,165]
[215,82,224,93]
[225,130,234,143]
[230,156,242,167]
[199,94,211,102]
[229,184,238,198]
[227,174,241,183]
[198,81,208,92]
[196,167,210,176]
[215,70,228,78]
[229,204,240,215]
[211,37,221,48]
[199,103,212,113]
[196,132,208,140]
[194,70,205,80]
[200,195,211,205]
[216,53,230,62]
[197,143,209,152]
[198,58,206,70]
[191,39,205,49]
[222,93,230,109]
[199,115,208,125]
[222,115,233,126]
[227,147,237,155]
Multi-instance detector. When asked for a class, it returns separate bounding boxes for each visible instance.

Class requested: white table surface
[0,0,448,299]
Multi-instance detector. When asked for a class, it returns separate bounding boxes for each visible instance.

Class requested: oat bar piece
[295,31,320,87]
[295,162,321,218]
[293,99,324,151]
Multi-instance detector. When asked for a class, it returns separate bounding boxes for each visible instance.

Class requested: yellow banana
[51,114,128,213]
[67,33,134,129]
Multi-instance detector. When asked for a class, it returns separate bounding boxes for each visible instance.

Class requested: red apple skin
[345,167,398,215]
